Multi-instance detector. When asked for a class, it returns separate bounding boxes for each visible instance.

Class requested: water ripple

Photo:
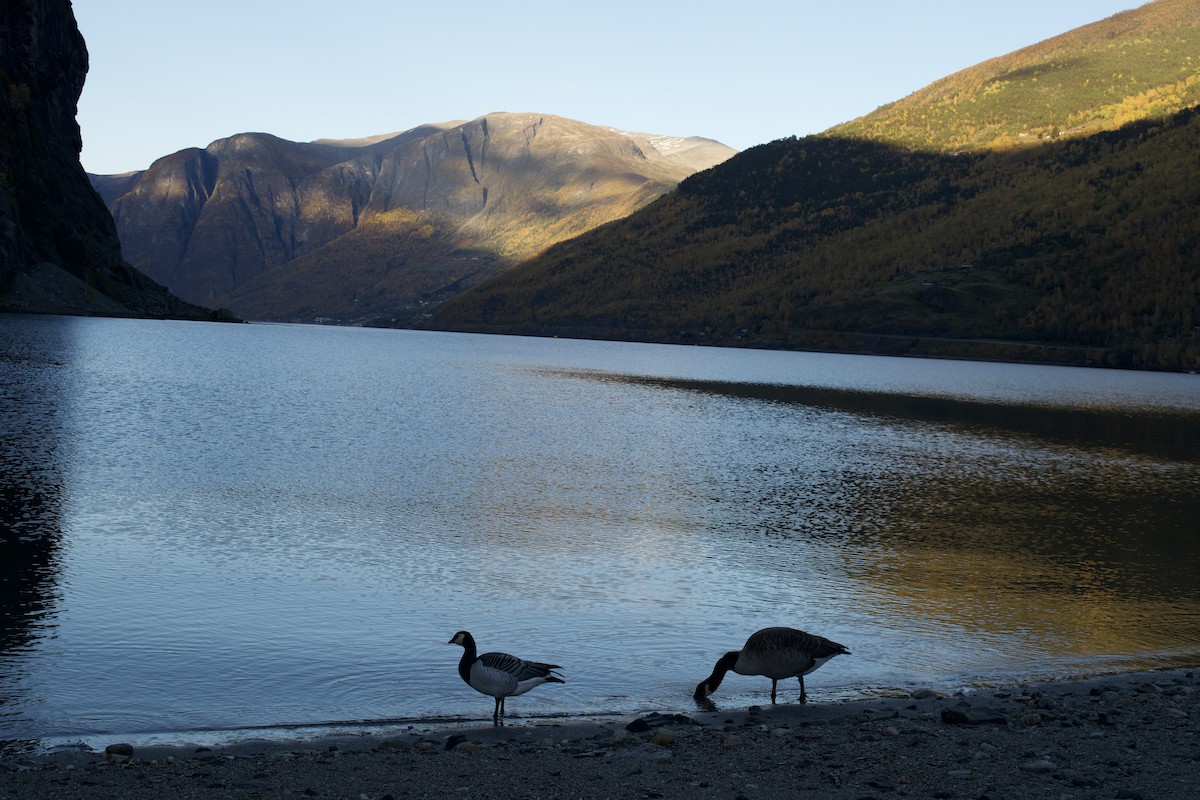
[1,315,1197,751]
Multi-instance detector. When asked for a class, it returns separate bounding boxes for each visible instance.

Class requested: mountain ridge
[91,113,736,323]
[428,0,1200,371]
[831,0,1200,151]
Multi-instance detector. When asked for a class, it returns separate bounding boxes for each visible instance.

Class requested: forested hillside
[429,0,1200,371]
[432,107,1200,370]
[831,0,1200,151]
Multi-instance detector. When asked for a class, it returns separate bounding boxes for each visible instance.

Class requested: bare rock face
[93,113,736,323]
[0,0,212,318]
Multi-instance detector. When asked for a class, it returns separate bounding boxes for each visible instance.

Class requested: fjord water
[2,314,1198,751]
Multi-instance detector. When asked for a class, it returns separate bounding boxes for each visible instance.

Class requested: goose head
[693,651,739,700]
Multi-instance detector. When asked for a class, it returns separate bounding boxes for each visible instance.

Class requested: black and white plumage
[448,630,564,724]
[693,626,850,705]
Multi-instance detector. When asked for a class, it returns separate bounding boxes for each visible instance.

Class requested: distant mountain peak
[90,113,736,324]
[311,122,466,148]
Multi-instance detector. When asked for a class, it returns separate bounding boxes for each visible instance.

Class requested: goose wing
[479,651,563,681]
[471,651,564,698]
[806,632,851,659]
[752,627,849,658]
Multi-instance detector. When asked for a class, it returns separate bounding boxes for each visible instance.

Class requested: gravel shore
[3,668,1196,799]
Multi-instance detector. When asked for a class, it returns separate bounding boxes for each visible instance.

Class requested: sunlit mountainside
[429,0,1200,371]
[89,113,735,324]
[832,0,1200,151]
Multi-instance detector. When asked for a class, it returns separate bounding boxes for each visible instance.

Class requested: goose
[693,626,849,705]
[448,630,564,724]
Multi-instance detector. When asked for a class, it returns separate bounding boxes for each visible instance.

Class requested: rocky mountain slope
[429,0,1200,372]
[92,115,735,323]
[0,0,213,319]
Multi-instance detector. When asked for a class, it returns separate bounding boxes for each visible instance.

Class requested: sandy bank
[2,668,1196,799]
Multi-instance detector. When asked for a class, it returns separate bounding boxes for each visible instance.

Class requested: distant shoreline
[4,667,1196,799]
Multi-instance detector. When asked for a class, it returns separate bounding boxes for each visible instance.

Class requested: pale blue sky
[75,0,1145,174]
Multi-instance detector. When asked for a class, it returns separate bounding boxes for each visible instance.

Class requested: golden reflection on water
[5,322,1196,747]
[837,439,1199,668]
[562,368,1200,675]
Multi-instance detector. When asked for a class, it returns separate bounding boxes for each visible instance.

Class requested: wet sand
[2,668,1196,799]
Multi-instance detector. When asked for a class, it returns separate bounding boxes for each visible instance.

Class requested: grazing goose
[694,626,850,705]
[448,630,564,724]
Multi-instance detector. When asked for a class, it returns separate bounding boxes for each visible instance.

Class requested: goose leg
[493,697,502,725]
[770,679,778,704]
[799,675,808,704]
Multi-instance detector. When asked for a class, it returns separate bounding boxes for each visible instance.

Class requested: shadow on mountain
[431,107,1200,372]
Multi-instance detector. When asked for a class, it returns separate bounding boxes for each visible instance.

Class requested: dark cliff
[0,0,215,318]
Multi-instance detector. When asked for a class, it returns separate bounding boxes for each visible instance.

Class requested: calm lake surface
[2,313,1198,752]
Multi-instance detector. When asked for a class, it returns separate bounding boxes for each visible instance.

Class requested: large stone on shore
[103,743,132,762]
[941,708,1009,725]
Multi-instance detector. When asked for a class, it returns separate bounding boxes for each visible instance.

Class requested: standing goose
[694,626,849,705]
[448,630,564,724]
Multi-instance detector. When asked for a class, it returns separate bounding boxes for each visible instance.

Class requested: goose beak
[693,682,717,711]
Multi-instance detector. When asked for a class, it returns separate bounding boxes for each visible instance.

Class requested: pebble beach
[3,668,1196,800]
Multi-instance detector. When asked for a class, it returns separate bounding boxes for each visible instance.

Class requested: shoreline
[2,667,1196,799]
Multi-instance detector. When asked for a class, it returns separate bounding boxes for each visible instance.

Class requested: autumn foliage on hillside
[434,107,1200,371]
[431,1,1200,370]
[831,0,1200,152]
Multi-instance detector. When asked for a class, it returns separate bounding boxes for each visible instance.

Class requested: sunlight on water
[1,314,1198,752]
